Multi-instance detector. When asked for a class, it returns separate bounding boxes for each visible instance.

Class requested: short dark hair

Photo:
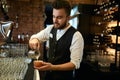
[52,0,71,16]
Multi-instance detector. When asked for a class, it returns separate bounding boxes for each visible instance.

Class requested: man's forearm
[51,62,75,71]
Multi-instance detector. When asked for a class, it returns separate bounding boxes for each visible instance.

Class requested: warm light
[106,47,115,55]
[107,21,120,44]
[111,35,120,44]
[107,21,119,27]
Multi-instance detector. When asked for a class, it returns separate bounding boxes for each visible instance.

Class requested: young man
[29,0,84,80]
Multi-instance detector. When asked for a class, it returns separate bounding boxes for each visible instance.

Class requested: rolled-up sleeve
[70,31,84,69]
[30,25,53,42]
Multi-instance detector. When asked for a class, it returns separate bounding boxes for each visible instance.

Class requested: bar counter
[0,43,45,80]
[0,57,42,80]
[0,57,31,80]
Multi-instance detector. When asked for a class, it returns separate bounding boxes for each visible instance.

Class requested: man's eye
[53,16,63,19]
[57,17,62,19]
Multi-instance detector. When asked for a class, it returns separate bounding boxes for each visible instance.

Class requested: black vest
[45,26,76,80]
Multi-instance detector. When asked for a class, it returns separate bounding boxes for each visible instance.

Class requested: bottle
[25,32,29,44]
[18,33,21,43]
[21,33,25,43]
[26,32,29,40]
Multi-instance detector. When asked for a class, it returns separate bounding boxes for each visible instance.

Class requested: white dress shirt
[30,24,84,69]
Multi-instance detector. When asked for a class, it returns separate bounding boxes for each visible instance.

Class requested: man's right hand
[29,38,40,50]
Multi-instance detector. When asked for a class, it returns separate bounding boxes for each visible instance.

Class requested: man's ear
[67,16,71,21]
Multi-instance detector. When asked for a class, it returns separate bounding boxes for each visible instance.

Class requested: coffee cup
[34,60,43,67]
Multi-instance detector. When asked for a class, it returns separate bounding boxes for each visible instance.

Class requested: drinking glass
[28,50,41,60]
[34,50,41,60]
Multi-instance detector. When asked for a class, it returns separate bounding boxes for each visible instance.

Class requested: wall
[0,0,45,43]
[78,4,101,45]
[0,0,100,43]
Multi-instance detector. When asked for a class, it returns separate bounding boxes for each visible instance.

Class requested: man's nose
[53,17,58,22]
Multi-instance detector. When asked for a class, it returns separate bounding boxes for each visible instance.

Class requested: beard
[53,21,67,29]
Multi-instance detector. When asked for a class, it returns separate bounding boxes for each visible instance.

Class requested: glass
[34,60,43,67]
[34,50,41,60]
[28,50,41,60]
[9,44,28,57]
[0,57,28,80]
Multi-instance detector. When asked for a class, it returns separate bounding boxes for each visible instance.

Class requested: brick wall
[0,0,99,43]
[0,0,45,43]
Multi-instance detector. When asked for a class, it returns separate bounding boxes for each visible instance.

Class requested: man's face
[52,8,70,29]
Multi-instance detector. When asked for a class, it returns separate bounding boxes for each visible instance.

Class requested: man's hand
[34,61,53,71]
[34,61,75,71]
[29,38,40,50]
